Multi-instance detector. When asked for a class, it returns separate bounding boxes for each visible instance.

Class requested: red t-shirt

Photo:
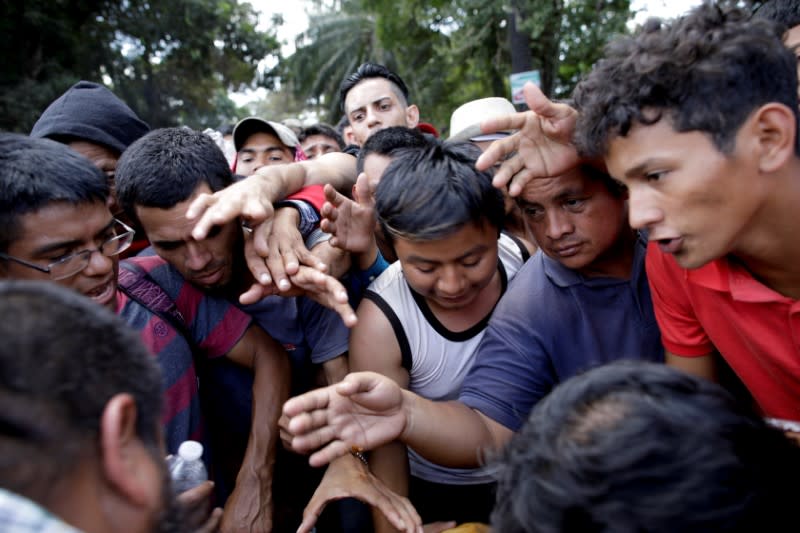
[646,243,800,419]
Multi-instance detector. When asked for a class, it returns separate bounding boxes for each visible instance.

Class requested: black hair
[299,123,345,149]
[375,140,504,243]
[339,63,411,113]
[356,126,429,174]
[0,133,108,253]
[115,127,234,223]
[492,360,800,533]
[573,2,800,157]
[0,280,163,500]
[754,0,800,32]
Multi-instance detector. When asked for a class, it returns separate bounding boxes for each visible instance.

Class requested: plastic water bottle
[169,440,208,493]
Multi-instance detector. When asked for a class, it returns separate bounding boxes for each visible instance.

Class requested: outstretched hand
[283,371,407,467]
[476,82,580,196]
[320,175,377,254]
[187,176,279,242]
[239,263,356,327]
[246,207,328,292]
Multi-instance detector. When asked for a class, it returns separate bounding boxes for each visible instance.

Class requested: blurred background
[2,0,750,135]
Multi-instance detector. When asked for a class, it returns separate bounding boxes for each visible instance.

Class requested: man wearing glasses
[0,133,290,532]
[0,217,134,308]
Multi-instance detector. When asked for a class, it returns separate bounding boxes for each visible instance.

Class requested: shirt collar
[543,235,647,288]
[687,256,793,303]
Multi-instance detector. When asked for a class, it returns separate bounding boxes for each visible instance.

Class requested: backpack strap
[118,260,192,343]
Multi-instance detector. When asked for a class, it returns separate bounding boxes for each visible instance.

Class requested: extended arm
[188,152,356,241]
[283,371,512,470]
[222,324,291,532]
[320,175,380,268]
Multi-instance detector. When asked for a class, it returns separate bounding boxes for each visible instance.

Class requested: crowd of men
[2,2,800,532]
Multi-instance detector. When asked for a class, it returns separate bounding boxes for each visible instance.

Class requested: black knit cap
[30,81,150,154]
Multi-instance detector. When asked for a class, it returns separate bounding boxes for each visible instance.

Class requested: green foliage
[280,0,447,124]
[1,0,280,132]
[553,0,632,98]
[280,0,632,134]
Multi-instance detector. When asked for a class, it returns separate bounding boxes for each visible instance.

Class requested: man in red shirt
[478,4,800,421]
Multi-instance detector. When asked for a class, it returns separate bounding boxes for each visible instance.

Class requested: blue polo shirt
[459,236,663,431]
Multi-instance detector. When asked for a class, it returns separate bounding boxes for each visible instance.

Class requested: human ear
[406,104,420,129]
[99,393,152,507]
[343,126,356,146]
[751,103,796,173]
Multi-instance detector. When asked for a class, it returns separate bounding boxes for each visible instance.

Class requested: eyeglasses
[0,219,135,281]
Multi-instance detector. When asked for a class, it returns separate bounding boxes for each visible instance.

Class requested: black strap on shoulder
[503,231,531,263]
[118,261,209,398]
[118,261,192,342]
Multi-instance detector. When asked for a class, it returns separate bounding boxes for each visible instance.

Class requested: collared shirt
[646,243,800,419]
[460,237,663,431]
[0,488,83,533]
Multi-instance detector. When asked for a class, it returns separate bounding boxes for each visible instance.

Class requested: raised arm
[321,175,380,265]
[222,324,291,532]
[476,82,581,196]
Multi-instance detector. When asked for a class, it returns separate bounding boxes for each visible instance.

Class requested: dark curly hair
[573,2,799,158]
[754,0,800,33]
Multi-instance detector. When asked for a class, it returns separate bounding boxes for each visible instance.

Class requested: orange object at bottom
[442,523,491,533]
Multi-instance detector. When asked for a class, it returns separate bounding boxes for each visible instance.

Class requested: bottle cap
[177,440,203,461]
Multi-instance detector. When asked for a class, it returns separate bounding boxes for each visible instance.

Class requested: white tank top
[364,232,527,484]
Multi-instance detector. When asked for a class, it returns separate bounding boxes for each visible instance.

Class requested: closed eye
[564,198,587,209]
[521,205,543,217]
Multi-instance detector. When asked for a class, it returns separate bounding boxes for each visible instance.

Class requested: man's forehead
[135,184,212,233]
[604,117,688,177]
[519,168,589,202]
[302,134,337,148]
[240,131,289,151]
[67,139,120,161]
[15,201,112,246]
[345,78,400,111]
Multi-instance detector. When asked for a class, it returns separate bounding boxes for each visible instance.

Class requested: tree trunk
[508,4,533,74]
